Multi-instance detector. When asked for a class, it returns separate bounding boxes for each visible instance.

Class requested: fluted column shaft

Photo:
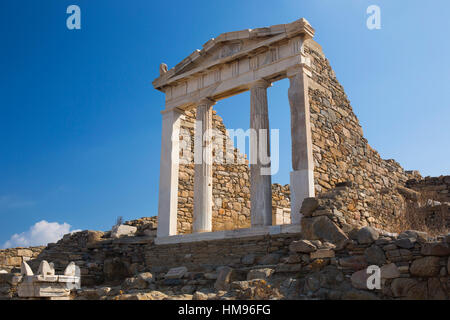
[157,108,182,238]
[250,80,273,227]
[193,98,215,233]
[287,67,315,224]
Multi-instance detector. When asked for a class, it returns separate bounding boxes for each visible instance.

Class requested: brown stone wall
[11,221,448,300]
[0,247,44,272]
[176,109,291,234]
[303,40,411,232]
[406,175,450,204]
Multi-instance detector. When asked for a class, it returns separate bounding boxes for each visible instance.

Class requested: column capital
[249,78,272,89]
[287,55,312,79]
[161,107,184,116]
[197,97,216,107]
[287,64,310,78]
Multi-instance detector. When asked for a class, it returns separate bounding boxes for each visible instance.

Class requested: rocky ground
[72,228,449,300]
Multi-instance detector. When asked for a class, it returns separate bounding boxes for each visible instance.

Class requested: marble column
[193,98,215,233]
[157,108,182,238]
[287,66,315,224]
[250,79,273,227]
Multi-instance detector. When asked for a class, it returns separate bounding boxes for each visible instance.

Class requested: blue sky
[0,0,449,247]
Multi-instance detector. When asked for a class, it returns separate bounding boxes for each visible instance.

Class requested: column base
[290,169,315,224]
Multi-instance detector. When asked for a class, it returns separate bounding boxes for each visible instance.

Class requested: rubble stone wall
[406,175,450,204]
[0,247,44,272]
[303,40,411,232]
[8,217,448,300]
[176,109,291,234]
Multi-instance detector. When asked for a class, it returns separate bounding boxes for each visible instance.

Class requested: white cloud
[2,220,81,249]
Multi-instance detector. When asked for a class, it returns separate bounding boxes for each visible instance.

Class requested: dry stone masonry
[1,18,448,300]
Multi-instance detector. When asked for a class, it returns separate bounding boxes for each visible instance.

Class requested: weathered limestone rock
[356,227,379,244]
[380,263,400,279]
[300,197,319,217]
[364,245,386,265]
[235,279,282,300]
[391,278,418,297]
[138,272,153,284]
[339,256,367,270]
[87,231,104,244]
[17,249,33,257]
[410,256,441,277]
[289,239,317,253]
[3,256,21,267]
[395,237,416,249]
[259,253,281,265]
[396,186,420,201]
[301,216,348,245]
[165,267,187,279]
[192,291,209,300]
[427,278,447,300]
[214,266,234,291]
[247,268,274,281]
[398,230,428,243]
[114,291,168,300]
[350,268,370,290]
[420,242,450,256]
[310,249,335,259]
[111,225,137,238]
[122,272,153,290]
[103,258,130,281]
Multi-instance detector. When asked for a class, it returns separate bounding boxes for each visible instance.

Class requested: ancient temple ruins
[153,18,317,244]
[1,17,448,301]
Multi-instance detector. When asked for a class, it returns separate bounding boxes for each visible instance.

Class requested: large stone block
[364,245,386,265]
[300,197,319,217]
[247,268,274,281]
[214,266,234,291]
[2,256,22,267]
[289,240,317,253]
[350,268,370,290]
[410,256,441,277]
[17,249,33,257]
[356,227,379,245]
[165,267,187,279]
[420,242,450,256]
[391,278,418,298]
[111,225,137,238]
[103,258,131,281]
[301,216,348,246]
[339,256,367,270]
[380,263,400,279]
[310,249,335,259]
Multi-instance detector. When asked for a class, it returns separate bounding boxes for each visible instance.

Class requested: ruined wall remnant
[302,40,413,232]
[0,247,44,272]
[176,109,290,234]
[406,175,450,204]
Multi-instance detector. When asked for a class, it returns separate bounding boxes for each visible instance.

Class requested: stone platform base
[155,224,301,245]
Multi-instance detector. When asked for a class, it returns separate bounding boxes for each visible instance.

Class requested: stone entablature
[153,19,314,111]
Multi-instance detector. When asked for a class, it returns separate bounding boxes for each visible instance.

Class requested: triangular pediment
[153,18,314,91]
